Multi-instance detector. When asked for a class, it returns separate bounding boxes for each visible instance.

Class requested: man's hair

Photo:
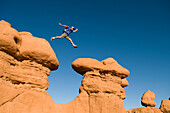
[71,26,75,30]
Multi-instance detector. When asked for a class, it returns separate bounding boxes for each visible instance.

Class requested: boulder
[141,90,156,107]
[126,90,164,113]
[160,99,170,113]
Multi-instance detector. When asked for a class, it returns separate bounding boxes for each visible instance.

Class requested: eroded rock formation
[0,20,59,70]
[0,20,59,113]
[126,90,163,113]
[71,57,130,113]
[160,99,170,113]
[0,20,168,113]
[141,90,156,107]
[0,20,130,113]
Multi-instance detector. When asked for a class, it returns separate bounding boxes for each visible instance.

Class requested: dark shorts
[60,33,70,40]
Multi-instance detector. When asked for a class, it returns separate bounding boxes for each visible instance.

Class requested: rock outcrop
[126,94,170,113]
[71,57,130,113]
[160,99,170,113]
[126,107,163,113]
[0,20,59,70]
[0,20,59,113]
[141,90,156,107]
[0,51,50,90]
[0,20,130,113]
[2,20,168,113]
[126,90,163,113]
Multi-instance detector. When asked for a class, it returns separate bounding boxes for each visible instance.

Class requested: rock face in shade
[160,99,170,113]
[141,90,156,107]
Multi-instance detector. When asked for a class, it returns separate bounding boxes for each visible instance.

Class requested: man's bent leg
[51,33,67,41]
[65,36,78,48]
[56,33,67,38]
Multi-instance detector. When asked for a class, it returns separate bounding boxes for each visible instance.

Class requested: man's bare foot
[51,37,55,41]
[73,45,78,48]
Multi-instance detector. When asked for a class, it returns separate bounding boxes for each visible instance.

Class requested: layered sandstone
[0,20,130,113]
[3,20,169,113]
[42,57,130,113]
[0,20,59,113]
[0,51,50,90]
[72,57,130,113]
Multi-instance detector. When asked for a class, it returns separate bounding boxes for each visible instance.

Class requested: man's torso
[63,26,73,35]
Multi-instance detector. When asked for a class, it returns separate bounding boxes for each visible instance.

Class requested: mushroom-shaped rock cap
[72,58,129,78]
[101,57,118,65]
[0,20,59,70]
[141,90,156,107]
[19,31,59,70]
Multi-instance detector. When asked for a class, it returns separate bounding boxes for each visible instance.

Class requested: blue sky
[1,0,170,110]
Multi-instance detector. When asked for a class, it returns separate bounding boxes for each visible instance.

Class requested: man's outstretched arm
[59,23,67,27]
[73,28,78,32]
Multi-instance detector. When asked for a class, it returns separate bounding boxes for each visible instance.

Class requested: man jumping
[51,23,78,48]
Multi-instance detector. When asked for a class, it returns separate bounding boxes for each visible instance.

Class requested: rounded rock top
[0,20,59,70]
[141,90,156,107]
[72,58,130,78]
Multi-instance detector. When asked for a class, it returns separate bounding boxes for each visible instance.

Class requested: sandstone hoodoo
[72,57,130,113]
[126,90,163,113]
[141,90,156,107]
[0,20,131,113]
[0,20,60,113]
[0,20,59,89]
[0,20,59,70]
[72,57,130,78]
[160,99,170,113]
[0,20,168,113]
